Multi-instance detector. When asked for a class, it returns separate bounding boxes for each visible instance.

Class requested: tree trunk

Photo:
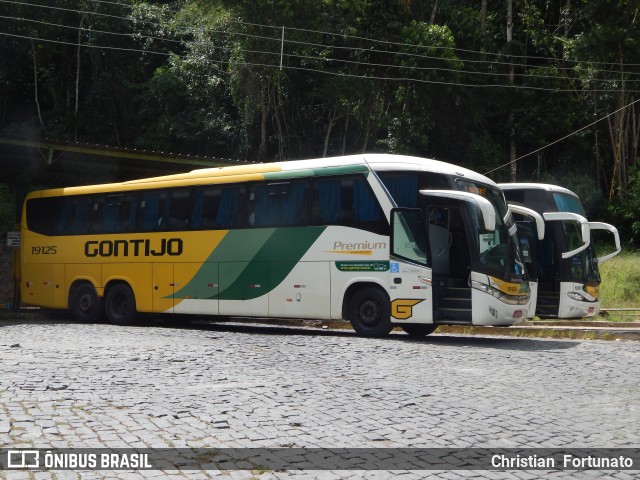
[507,0,516,181]
[481,0,487,39]
[257,86,268,162]
[30,39,47,135]
[271,80,285,160]
[607,94,625,200]
[323,102,337,158]
[341,113,350,155]
[632,98,639,170]
[563,0,571,38]
[75,14,85,142]
[429,1,439,25]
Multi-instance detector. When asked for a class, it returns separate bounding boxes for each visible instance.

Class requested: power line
[3,17,640,91]
[483,97,640,176]
[5,29,640,94]
[9,13,639,86]
[5,0,640,78]
[0,30,171,56]
[240,20,640,69]
[86,0,640,73]
[0,14,185,46]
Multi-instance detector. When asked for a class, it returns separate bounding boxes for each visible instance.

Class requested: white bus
[500,183,620,318]
[21,154,530,337]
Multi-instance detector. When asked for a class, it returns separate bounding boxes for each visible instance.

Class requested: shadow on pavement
[1,311,580,352]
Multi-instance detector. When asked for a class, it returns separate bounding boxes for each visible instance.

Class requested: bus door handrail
[419,189,496,231]
[588,221,622,263]
[508,204,545,240]
[543,212,590,259]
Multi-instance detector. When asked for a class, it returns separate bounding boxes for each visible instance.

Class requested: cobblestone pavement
[1,317,639,479]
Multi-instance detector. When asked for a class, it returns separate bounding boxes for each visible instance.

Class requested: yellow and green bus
[21,154,530,337]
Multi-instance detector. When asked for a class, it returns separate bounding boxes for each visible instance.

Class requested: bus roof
[498,182,578,198]
[28,154,498,198]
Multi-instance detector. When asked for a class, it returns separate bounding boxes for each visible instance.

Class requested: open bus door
[389,191,497,332]
[419,190,497,324]
[389,208,435,336]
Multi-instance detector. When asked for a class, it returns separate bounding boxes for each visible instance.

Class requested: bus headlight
[567,291,587,302]
[471,280,529,305]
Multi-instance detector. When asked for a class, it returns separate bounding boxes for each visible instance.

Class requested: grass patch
[598,248,640,321]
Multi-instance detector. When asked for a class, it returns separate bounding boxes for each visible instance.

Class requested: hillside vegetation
[1,1,639,243]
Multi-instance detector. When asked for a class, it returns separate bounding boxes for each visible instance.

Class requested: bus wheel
[70,283,104,323]
[105,283,137,325]
[348,287,392,337]
[401,324,437,337]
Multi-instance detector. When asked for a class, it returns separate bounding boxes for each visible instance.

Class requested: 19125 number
[31,246,58,255]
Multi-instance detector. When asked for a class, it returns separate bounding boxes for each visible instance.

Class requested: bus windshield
[378,171,526,283]
[553,193,599,283]
[455,180,525,281]
[553,192,585,215]
[565,222,601,284]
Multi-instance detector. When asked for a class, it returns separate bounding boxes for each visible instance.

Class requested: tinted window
[101,194,137,233]
[311,175,387,235]
[191,185,246,229]
[26,197,62,236]
[138,189,190,231]
[378,171,451,208]
[249,180,308,227]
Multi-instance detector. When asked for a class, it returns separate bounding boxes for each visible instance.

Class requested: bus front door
[389,209,434,327]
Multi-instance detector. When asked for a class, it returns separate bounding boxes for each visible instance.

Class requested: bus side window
[311,175,387,235]
[139,191,161,231]
[379,173,419,207]
[56,198,72,235]
[26,197,62,236]
[217,186,244,228]
[191,188,208,229]
[311,177,341,225]
[103,194,136,233]
[88,196,105,233]
[163,189,189,230]
[71,197,91,234]
[251,181,308,227]
[353,177,380,223]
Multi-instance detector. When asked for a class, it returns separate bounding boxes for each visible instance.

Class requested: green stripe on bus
[173,227,326,301]
[262,164,369,181]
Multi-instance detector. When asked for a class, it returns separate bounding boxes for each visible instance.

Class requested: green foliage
[607,168,640,245]
[0,0,639,230]
[0,186,16,233]
[599,249,640,311]
[383,22,463,155]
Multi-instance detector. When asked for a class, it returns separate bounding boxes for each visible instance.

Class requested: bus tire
[70,282,104,323]
[105,283,137,325]
[401,324,437,337]
[348,286,392,338]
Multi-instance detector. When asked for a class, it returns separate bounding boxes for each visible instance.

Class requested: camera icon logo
[7,450,40,468]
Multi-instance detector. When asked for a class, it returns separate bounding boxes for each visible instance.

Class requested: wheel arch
[103,280,138,325]
[102,268,151,312]
[341,280,389,321]
[104,278,133,299]
[68,278,102,308]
